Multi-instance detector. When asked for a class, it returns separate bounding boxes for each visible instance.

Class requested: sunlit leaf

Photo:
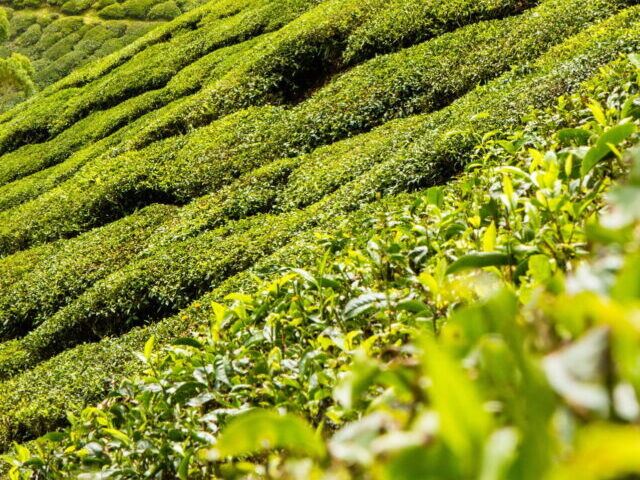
[447,252,513,275]
[420,335,491,467]
[212,410,325,459]
[581,123,636,176]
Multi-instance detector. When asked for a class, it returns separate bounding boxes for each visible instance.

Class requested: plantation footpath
[2,0,640,478]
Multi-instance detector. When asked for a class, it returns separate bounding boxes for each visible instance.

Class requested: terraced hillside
[2,0,640,471]
[0,0,208,111]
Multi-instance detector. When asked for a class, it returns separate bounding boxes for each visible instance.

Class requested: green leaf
[420,335,491,467]
[527,255,552,282]
[41,432,67,442]
[333,351,380,409]
[292,268,317,284]
[628,53,640,68]
[397,299,431,314]
[177,451,192,480]
[21,458,45,468]
[172,382,206,404]
[543,327,610,415]
[587,101,607,126]
[425,186,444,208]
[13,444,30,463]
[479,428,519,480]
[344,293,387,319]
[557,128,591,146]
[143,336,155,363]
[172,337,204,349]
[318,276,341,289]
[446,252,513,275]
[550,425,640,480]
[103,428,130,445]
[612,255,640,303]
[214,410,325,459]
[581,123,636,176]
[482,222,497,252]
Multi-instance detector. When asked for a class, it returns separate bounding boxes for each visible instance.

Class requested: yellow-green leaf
[483,222,497,252]
[212,410,325,459]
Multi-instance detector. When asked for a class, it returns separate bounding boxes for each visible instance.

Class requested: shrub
[5,54,640,478]
[59,0,94,15]
[1,0,640,467]
[342,0,537,63]
[0,17,638,449]
[0,0,626,255]
[97,3,127,19]
[148,0,182,20]
[0,54,36,97]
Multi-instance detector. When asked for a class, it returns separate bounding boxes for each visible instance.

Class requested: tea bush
[0,3,634,385]
[0,0,640,472]
[0,5,191,111]
[5,53,640,479]
[0,0,627,256]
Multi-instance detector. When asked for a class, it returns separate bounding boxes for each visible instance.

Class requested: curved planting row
[0,2,638,451]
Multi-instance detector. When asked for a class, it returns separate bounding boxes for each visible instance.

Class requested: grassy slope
[0,0,639,451]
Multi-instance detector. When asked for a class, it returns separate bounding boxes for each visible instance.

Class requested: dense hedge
[0,3,639,452]
[0,4,197,111]
[0,203,174,342]
[0,0,626,256]
[0,1,630,377]
[0,0,536,158]
[342,0,538,63]
[0,0,318,178]
[5,54,640,477]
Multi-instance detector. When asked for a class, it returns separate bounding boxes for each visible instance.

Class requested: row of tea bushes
[0,8,639,449]
[5,53,640,479]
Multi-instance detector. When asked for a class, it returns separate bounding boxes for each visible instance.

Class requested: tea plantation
[2,0,640,478]
[0,0,208,110]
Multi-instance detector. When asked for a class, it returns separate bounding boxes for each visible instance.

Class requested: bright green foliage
[0,0,640,472]
[0,52,35,110]
[0,1,632,386]
[0,0,629,253]
[0,0,209,111]
[342,0,536,63]
[0,203,175,375]
[5,56,640,479]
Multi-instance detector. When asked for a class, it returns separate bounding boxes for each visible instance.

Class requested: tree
[0,9,36,106]
[0,53,36,97]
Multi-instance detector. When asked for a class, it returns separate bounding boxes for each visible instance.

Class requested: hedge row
[0,214,332,450]
[0,203,174,344]
[0,0,623,255]
[0,0,212,111]
[0,0,292,148]
[342,0,538,63]
[7,53,640,477]
[0,0,319,209]
[0,5,638,447]
[0,0,533,185]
